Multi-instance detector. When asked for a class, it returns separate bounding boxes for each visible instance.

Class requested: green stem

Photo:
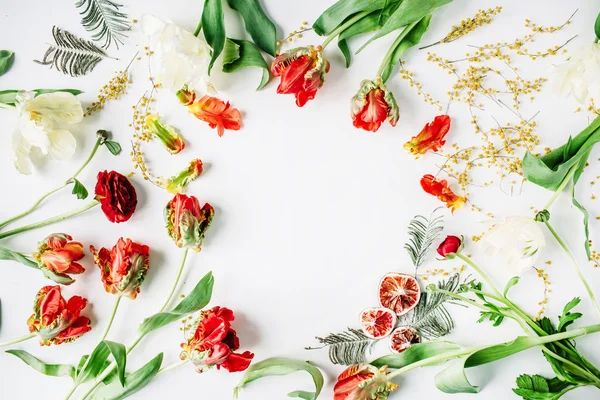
[455,253,502,297]
[63,384,78,400]
[0,202,99,240]
[158,249,189,313]
[545,221,600,318]
[433,289,497,312]
[0,332,36,348]
[99,296,122,342]
[321,10,371,49]
[0,137,102,230]
[193,17,202,37]
[542,163,578,210]
[156,359,189,377]
[376,20,420,79]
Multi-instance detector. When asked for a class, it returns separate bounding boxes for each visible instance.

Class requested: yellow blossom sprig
[276,20,313,54]
[533,267,552,320]
[399,61,444,112]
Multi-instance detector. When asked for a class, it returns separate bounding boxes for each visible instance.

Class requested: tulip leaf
[371,341,464,369]
[0,89,83,107]
[337,12,383,68]
[595,12,600,40]
[313,0,393,36]
[226,0,277,56]
[138,271,214,336]
[6,350,76,379]
[503,276,520,297]
[0,246,74,285]
[358,0,451,53]
[71,179,89,200]
[434,357,480,394]
[234,358,324,400]
[379,15,431,82]
[223,38,270,90]
[104,140,121,155]
[0,50,15,77]
[202,0,225,74]
[97,352,163,400]
[76,341,111,384]
[104,341,127,387]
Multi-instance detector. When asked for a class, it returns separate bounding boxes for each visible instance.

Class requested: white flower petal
[47,129,76,160]
[17,118,50,154]
[27,92,83,125]
[11,131,32,175]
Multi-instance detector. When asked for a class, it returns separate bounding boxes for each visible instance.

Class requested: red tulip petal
[220,351,254,372]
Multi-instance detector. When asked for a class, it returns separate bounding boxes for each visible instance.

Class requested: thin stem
[99,296,122,342]
[432,289,492,312]
[455,253,502,297]
[321,11,371,49]
[158,249,189,313]
[72,138,102,179]
[193,16,202,37]
[63,384,78,400]
[0,332,36,348]
[419,40,441,50]
[156,359,189,377]
[543,163,578,210]
[545,221,600,318]
[376,19,421,79]
[0,202,99,240]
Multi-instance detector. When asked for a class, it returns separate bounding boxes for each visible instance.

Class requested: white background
[1,0,600,399]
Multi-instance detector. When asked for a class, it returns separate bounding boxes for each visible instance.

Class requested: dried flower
[166,159,203,194]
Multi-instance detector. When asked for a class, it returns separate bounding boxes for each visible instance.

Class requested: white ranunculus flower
[12,91,82,175]
[482,216,545,277]
[552,43,600,103]
[141,15,214,95]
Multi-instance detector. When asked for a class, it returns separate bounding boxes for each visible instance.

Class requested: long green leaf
[226,0,277,56]
[202,0,226,74]
[313,0,393,36]
[98,353,164,400]
[503,276,520,297]
[138,272,214,336]
[0,89,83,107]
[7,350,76,379]
[104,341,127,387]
[76,341,111,384]
[234,358,324,400]
[371,341,463,368]
[337,12,383,68]
[0,246,74,284]
[595,12,600,40]
[434,357,479,393]
[0,50,15,76]
[359,0,451,52]
[223,38,270,90]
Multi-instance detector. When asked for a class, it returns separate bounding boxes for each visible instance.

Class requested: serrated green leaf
[7,350,76,379]
[104,341,127,387]
[0,50,15,77]
[226,0,277,56]
[434,357,480,394]
[513,374,573,400]
[76,341,111,384]
[71,179,89,200]
[222,38,270,90]
[138,272,214,336]
[98,353,163,400]
[313,0,393,36]
[0,89,83,107]
[104,140,121,155]
[202,0,225,74]
[504,276,520,297]
[234,358,323,400]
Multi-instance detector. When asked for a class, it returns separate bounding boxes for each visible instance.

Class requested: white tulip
[141,15,214,95]
[482,216,545,277]
[11,91,82,175]
[552,43,600,103]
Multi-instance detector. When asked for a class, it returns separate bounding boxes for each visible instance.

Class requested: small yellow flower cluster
[420,265,465,280]
[276,21,312,53]
[588,98,600,115]
[84,70,131,117]
[534,267,552,320]
[441,7,503,44]
[179,314,194,334]
[399,62,443,111]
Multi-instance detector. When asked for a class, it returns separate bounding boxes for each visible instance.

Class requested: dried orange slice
[359,307,397,339]
[389,326,420,353]
[378,272,421,315]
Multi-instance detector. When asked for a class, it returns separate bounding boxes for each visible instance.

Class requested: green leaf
[358,0,451,53]
[99,353,163,400]
[404,207,444,269]
[379,14,431,82]
[71,179,89,200]
[202,0,226,74]
[7,350,76,379]
[234,358,324,400]
[138,272,214,336]
[557,298,582,332]
[371,341,464,369]
[595,12,600,40]
[337,11,386,68]
[513,374,573,400]
[306,327,376,365]
[0,50,15,77]
[0,89,83,107]
[104,341,127,387]
[76,341,111,384]
[222,38,270,90]
[465,336,540,368]
[504,276,520,297]
[0,246,75,285]
[104,140,121,155]
[434,357,479,394]
[226,0,277,56]
[313,0,393,36]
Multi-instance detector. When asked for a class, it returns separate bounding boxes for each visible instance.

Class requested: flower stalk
[321,11,371,49]
[0,333,36,348]
[376,20,421,80]
[159,249,189,312]
[99,295,122,341]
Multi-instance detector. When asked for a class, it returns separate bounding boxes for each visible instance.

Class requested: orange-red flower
[176,87,241,137]
[334,364,398,400]
[271,45,330,107]
[351,79,399,132]
[420,174,466,213]
[27,285,91,346]
[180,306,254,373]
[404,115,451,156]
[165,193,214,251]
[90,238,150,299]
[166,158,203,194]
[33,233,84,283]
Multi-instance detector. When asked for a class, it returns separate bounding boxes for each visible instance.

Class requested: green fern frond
[306,328,376,365]
[404,208,444,269]
[35,26,110,77]
[75,0,131,49]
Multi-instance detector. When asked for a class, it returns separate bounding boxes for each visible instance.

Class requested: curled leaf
[0,50,15,76]
[223,39,270,90]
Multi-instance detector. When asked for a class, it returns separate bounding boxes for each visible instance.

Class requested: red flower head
[334,364,398,400]
[95,170,137,223]
[350,79,399,132]
[165,194,214,251]
[420,174,466,213]
[27,286,91,346]
[437,235,463,258]
[90,238,150,299]
[271,45,330,107]
[33,233,85,284]
[404,115,451,156]
[177,86,241,137]
[180,306,254,373]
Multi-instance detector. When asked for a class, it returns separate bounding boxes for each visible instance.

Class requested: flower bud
[33,233,85,282]
[437,235,462,258]
[166,159,203,194]
[176,85,196,106]
[534,210,550,222]
[165,194,214,251]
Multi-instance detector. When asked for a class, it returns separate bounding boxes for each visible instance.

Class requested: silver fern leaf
[404,208,444,269]
[35,26,110,77]
[306,328,376,365]
[75,0,131,49]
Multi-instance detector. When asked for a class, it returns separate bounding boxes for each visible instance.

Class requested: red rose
[437,235,462,257]
[95,170,137,223]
